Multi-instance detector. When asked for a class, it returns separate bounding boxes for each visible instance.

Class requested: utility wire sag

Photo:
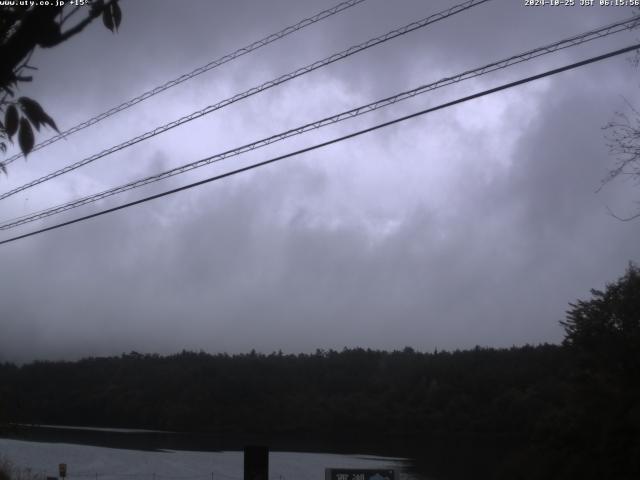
[1,42,638,246]
[1,13,637,231]
[0,0,369,167]
[0,0,492,201]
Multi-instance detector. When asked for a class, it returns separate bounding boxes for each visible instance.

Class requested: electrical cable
[2,14,638,230]
[1,42,637,247]
[0,0,491,201]
[0,0,369,167]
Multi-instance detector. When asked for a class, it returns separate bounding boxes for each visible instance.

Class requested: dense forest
[1,264,639,479]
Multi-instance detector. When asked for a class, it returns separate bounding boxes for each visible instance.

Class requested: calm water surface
[0,426,428,480]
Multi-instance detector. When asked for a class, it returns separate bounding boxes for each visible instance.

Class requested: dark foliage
[0,2,120,168]
[549,262,640,480]
[0,346,569,438]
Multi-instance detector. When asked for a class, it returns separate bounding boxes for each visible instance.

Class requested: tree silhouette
[556,262,640,478]
[561,262,640,381]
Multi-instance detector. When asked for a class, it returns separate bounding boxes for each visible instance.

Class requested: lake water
[0,428,424,480]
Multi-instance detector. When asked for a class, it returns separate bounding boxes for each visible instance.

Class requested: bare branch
[605,204,640,222]
[56,10,101,44]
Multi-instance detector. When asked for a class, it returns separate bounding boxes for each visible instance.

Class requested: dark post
[244,446,268,480]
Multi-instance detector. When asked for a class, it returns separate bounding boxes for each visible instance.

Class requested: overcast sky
[1,0,639,363]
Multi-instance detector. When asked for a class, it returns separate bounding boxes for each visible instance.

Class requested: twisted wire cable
[2,42,639,246]
[0,0,492,201]
[2,13,638,231]
[0,0,368,167]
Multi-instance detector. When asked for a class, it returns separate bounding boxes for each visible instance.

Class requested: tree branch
[59,5,82,27]
[55,6,105,45]
[0,1,114,87]
[605,204,640,222]
[0,7,62,87]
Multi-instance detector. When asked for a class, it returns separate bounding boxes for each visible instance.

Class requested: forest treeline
[1,264,639,479]
[0,345,570,437]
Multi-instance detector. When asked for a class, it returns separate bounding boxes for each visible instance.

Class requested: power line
[2,14,638,231]
[0,0,368,168]
[0,0,491,201]
[1,42,638,247]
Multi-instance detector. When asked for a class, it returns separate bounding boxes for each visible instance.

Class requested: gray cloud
[1,0,639,363]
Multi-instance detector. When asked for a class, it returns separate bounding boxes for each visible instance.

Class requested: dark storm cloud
[1,0,639,362]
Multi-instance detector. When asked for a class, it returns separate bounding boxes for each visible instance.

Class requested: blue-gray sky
[1,0,639,363]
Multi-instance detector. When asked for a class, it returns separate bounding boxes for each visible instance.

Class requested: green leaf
[102,6,114,32]
[18,96,58,133]
[18,117,34,156]
[5,105,18,139]
[112,1,122,30]
[40,110,59,133]
[19,97,43,131]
